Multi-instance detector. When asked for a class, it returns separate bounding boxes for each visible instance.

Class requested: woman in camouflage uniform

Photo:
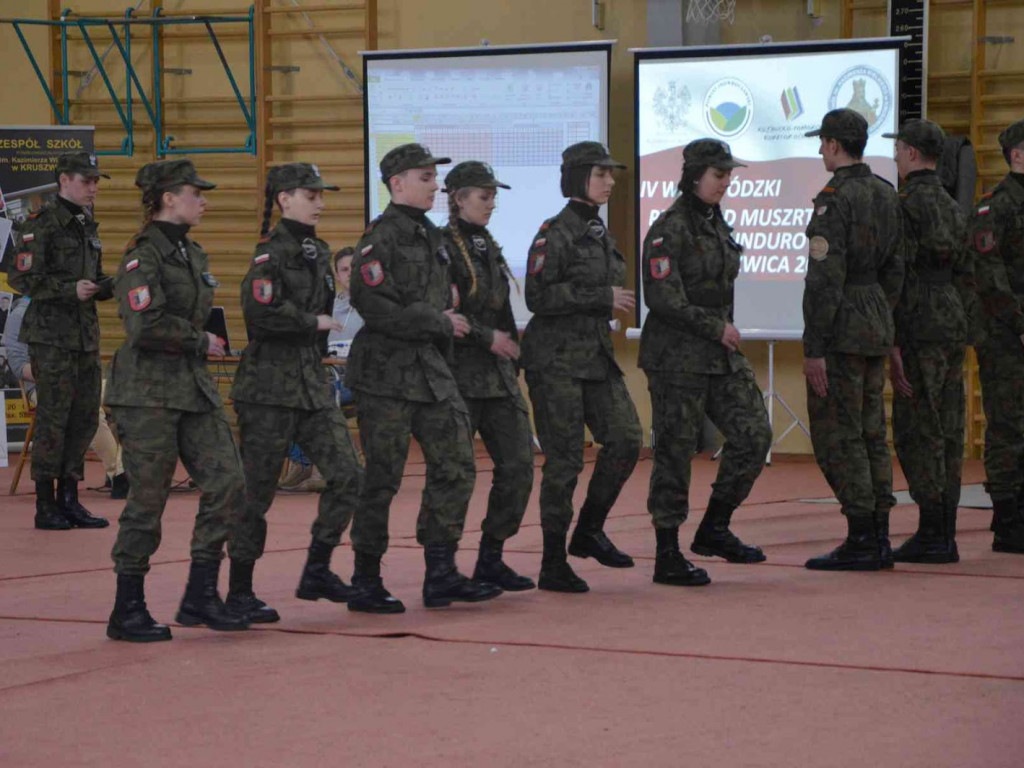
[441,161,535,591]
[226,163,365,623]
[105,160,247,642]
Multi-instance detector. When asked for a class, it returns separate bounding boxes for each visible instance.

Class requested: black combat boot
[473,533,536,591]
[296,541,358,602]
[422,542,503,608]
[225,559,280,623]
[34,479,71,530]
[805,515,886,571]
[58,477,109,528]
[690,497,766,563]
[347,551,405,614]
[875,508,894,569]
[654,526,711,586]
[107,573,172,642]
[567,502,634,567]
[538,530,589,593]
[176,560,250,630]
[110,472,130,500]
[991,496,1024,554]
[893,503,957,564]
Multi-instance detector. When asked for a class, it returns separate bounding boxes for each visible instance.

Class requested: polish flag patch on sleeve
[22,233,35,243]
[252,278,274,304]
[361,244,374,257]
[254,253,270,265]
[651,236,664,248]
[977,205,990,216]
[361,259,384,286]
[128,285,151,311]
[125,258,140,272]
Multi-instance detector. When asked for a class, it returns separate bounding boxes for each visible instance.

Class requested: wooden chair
[8,378,36,495]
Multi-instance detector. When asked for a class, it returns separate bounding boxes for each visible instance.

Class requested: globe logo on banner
[703,78,754,138]
[828,65,892,133]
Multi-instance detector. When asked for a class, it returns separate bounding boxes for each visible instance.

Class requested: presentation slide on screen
[636,42,900,338]
[364,45,609,326]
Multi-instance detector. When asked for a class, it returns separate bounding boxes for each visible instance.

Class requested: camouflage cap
[267,163,339,193]
[882,118,945,158]
[55,151,110,179]
[380,143,451,183]
[998,118,1024,152]
[134,159,216,192]
[682,138,747,170]
[561,141,627,170]
[442,161,510,193]
[805,108,869,143]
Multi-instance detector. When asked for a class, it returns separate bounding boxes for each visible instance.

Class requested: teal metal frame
[1,6,257,157]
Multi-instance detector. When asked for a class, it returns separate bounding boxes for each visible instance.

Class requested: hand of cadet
[803,356,828,398]
[611,287,636,313]
[205,333,227,357]
[720,322,741,352]
[76,279,100,301]
[889,347,913,398]
[490,330,520,360]
[316,314,343,333]
[444,309,471,338]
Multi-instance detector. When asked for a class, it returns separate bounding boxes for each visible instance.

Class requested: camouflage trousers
[807,353,894,519]
[465,393,535,541]
[27,344,100,481]
[525,370,642,534]
[892,343,965,510]
[230,403,363,562]
[976,340,1024,501]
[646,368,771,529]
[109,406,243,575]
[350,391,475,557]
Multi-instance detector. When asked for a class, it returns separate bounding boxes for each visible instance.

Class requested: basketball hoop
[686,0,736,24]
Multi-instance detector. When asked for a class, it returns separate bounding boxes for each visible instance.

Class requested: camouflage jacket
[894,169,973,347]
[520,204,624,378]
[639,195,749,375]
[802,163,903,358]
[441,223,522,401]
[7,199,113,351]
[104,224,221,412]
[969,173,1024,347]
[348,203,459,403]
[231,221,335,410]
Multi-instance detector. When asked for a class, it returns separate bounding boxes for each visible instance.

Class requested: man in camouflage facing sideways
[801,109,904,571]
[969,118,1024,554]
[347,143,502,611]
[8,152,113,530]
[884,119,973,564]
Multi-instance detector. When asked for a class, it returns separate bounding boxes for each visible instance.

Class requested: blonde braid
[447,191,478,297]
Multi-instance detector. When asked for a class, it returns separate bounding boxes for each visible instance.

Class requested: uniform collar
[383,202,437,237]
[833,162,872,179]
[557,202,602,241]
[144,221,191,259]
[903,169,941,188]
[997,173,1024,204]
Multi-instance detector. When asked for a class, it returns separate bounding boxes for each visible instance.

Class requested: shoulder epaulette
[363,215,382,236]
[27,211,40,220]
[258,235,271,244]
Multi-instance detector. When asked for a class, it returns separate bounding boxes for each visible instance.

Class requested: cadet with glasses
[105,160,247,642]
[442,161,536,592]
[227,163,366,623]
[521,141,643,593]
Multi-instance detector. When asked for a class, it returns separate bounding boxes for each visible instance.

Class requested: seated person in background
[327,245,362,405]
[1,296,129,499]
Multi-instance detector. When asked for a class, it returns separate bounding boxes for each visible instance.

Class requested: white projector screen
[362,42,612,328]
[634,39,903,339]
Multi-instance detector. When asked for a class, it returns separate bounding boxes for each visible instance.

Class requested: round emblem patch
[809,236,830,261]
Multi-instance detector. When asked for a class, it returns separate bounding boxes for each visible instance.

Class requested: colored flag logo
[781,87,804,121]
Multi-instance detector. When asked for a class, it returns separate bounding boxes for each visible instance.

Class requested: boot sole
[347,602,406,614]
[653,575,711,587]
[992,543,1024,554]
[423,591,503,608]
[35,523,73,530]
[295,588,352,603]
[566,546,634,568]
[175,611,250,631]
[537,581,590,593]
[892,553,959,564]
[805,561,884,571]
[106,625,172,642]
[68,520,110,529]
[690,543,766,563]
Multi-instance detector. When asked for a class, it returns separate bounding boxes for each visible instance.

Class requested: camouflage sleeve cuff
[803,339,826,358]
[194,331,209,357]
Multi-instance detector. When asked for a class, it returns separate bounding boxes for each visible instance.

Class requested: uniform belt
[846,271,878,285]
[915,268,952,284]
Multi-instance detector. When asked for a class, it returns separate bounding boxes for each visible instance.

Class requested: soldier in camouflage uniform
[8,152,113,531]
[105,160,247,642]
[640,139,772,587]
[227,163,366,623]
[969,118,1024,554]
[522,141,643,593]
[883,120,972,563]
[441,161,536,592]
[348,143,502,612]
[801,109,904,571]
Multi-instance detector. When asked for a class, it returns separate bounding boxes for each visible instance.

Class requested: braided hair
[447,189,479,298]
[259,179,276,237]
[140,183,184,227]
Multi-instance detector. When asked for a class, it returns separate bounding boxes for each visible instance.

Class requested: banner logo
[828,66,892,133]
[780,87,804,122]
[704,78,754,139]
[653,81,692,132]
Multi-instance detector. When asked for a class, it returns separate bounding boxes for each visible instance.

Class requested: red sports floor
[1,449,1022,767]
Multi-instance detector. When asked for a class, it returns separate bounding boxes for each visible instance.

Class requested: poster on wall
[0,125,97,198]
